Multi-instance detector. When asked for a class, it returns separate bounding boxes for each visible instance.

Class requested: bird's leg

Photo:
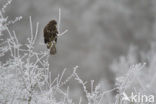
[47,42,52,49]
[47,40,56,49]
[47,36,53,49]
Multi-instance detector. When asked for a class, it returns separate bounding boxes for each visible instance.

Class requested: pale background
[2,0,156,99]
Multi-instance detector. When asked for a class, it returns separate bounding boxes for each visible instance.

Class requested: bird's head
[49,20,57,26]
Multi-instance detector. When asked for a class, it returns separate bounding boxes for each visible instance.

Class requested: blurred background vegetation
[2,0,156,99]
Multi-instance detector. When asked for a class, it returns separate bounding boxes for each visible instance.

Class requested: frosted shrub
[0,1,73,103]
[111,45,156,103]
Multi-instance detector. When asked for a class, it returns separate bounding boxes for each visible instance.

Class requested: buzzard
[43,20,58,55]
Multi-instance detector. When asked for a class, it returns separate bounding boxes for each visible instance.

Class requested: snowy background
[1,0,156,103]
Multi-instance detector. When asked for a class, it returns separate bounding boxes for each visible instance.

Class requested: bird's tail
[50,43,57,55]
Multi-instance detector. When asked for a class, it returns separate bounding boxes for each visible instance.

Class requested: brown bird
[43,20,58,55]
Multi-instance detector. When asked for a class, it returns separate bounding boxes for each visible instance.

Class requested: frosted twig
[58,8,61,33]
[29,16,33,42]
[50,76,59,88]
[58,68,66,86]
[91,80,94,94]
[57,8,68,37]
[13,31,20,57]
[79,97,82,104]
[33,22,39,44]
[7,40,13,56]
[58,29,68,37]
[73,66,89,99]
[1,0,12,13]
[5,16,22,26]
[98,87,118,104]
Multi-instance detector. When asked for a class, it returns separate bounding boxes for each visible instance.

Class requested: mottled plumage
[43,20,58,55]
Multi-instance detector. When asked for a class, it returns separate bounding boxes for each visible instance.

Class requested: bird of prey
[43,20,58,55]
